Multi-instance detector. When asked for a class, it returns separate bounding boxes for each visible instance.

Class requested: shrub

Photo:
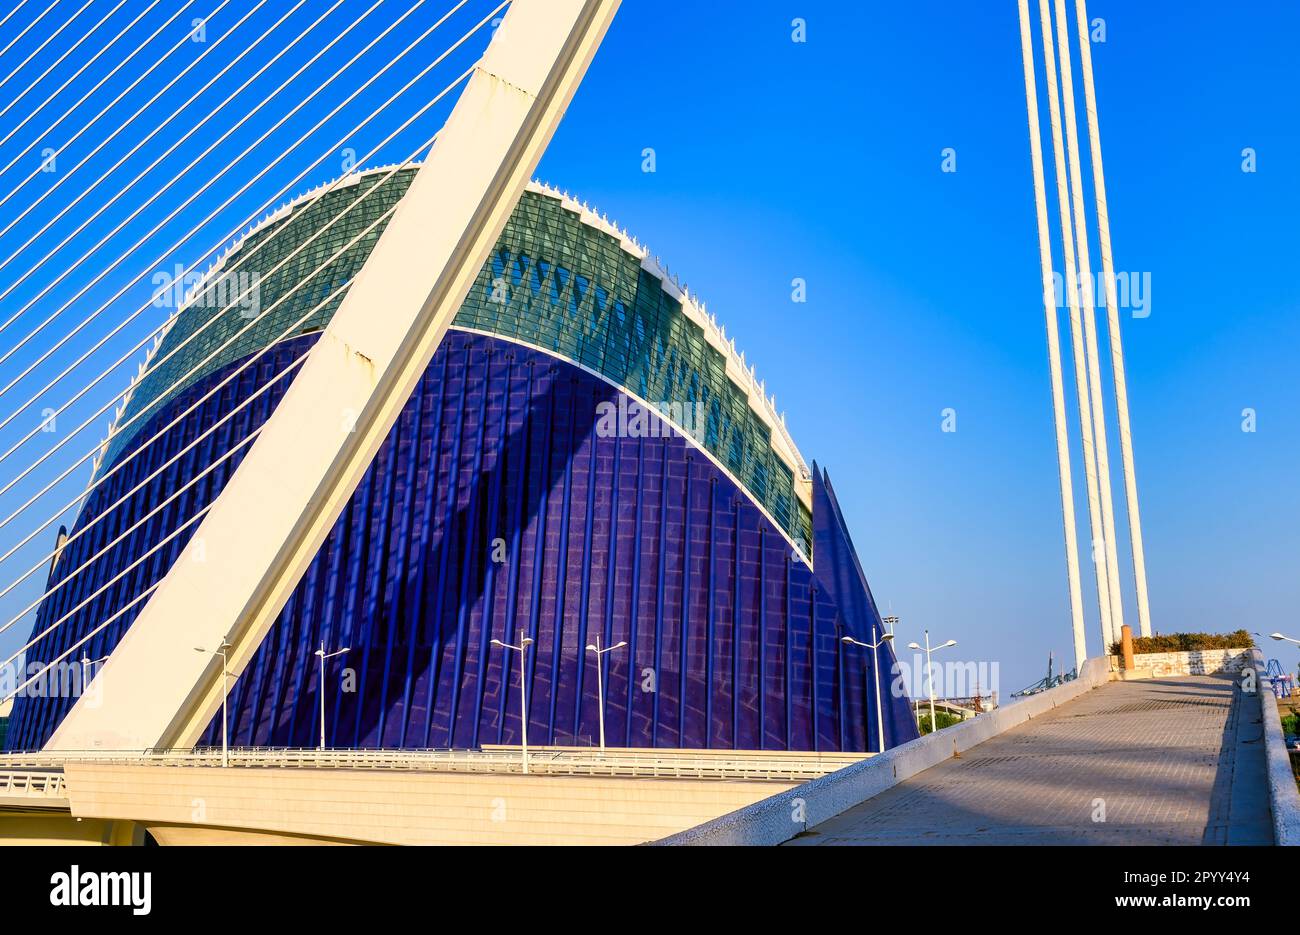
[1107,629,1254,656]
[917,710,964,735]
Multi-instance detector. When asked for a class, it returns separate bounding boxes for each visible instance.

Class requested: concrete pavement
[786,674,1273,845]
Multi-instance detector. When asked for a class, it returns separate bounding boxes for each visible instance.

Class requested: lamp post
[313,641,350,752]
[1271,634,1299,695]
[491,636,534,774]
[193,639,232,767]
[584,635,628,750]
[842,627,894,752]
[907,629,957,735]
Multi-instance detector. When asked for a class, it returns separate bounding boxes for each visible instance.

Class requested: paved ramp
[787,675,1273,845]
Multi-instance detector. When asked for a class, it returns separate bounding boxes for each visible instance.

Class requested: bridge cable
[0,0,210,193]
[0,0,85,101]
[0,57,474,532]
[0,131,443,646]
[0,0,130,129]
[0,0,487,419]
[0,42,482,487]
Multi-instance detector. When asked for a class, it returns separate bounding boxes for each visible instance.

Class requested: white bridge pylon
[48,0,622,752]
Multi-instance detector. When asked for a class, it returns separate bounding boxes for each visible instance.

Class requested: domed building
[6,166,918,753]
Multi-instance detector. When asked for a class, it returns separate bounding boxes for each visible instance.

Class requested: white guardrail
[0,746,864,783]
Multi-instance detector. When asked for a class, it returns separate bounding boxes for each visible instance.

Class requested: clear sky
[0,0,1295,701]
[540,0,1300,694]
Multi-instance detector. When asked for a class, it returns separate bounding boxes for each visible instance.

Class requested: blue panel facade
[5,331,918,753]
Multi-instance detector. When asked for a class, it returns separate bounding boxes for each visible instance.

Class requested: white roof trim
[94,165,814,509]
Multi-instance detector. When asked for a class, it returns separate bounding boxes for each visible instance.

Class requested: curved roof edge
[93,164,813,497]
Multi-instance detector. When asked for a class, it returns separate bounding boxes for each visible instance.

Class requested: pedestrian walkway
[786,675,1273,845]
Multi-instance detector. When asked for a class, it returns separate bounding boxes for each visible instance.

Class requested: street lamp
[584,635,628,750]
[193,639,232,767]
[907,629,957,735]
[1271,633,1300,646]
[842,627,894,752]
[313,641,350,751]
[491,636,534,774]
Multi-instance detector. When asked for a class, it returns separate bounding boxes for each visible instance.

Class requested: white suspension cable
[0,80,465,546]
[0,58,470,455]
[0,0,473,403]
[0,145,429,508]
[3,581,162,704]
[1074,0,1153,637]
[1017,0,1086,670]
[0,196,391,502]
[0,424,268,647]
[4,582,165,705]
[0,0,90,100]
[0,44,480,511]
[0,0,129,126]
[0,0,250,249]
[0,2,159,144]
[0,1,493,436]
[1037,0,1112,649]
[0,1,56,67]
[0,1,33,39]
[0,144,438,651]
[0,0,207,190]
[0,0,375,354]
[0,0,509,702]
[1052,0,1125,639]
[0,349,312,612]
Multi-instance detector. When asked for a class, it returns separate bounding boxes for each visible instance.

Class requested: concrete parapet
[1255,648,1300,846]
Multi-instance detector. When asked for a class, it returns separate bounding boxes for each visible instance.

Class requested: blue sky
[0,0,1296,699]
[545,0,1300,694]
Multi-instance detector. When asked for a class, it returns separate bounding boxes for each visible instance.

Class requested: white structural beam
[1073,0,1153,637]
[1052,0,1125,642]
[48,0,622,751]
[1016,0,1086,671]
[1036,0,1113,652]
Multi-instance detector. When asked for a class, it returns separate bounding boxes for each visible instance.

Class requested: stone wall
[1115,647,1252,677]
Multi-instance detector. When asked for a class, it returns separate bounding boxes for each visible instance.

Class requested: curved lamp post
[313,641,350,751]
[492,636,535,773]
[907,630,957,734]
[842,628,894,752]
[193,639,232,767]
[584,635,627,751]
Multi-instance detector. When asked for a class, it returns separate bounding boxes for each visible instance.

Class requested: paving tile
[785,675,1273,846]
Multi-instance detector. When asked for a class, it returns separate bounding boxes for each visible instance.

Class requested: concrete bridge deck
[786,674,1273,846]
[1,747,861,845]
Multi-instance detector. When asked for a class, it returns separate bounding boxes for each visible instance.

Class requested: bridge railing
[0,746,863,782]
[0,769,67,799]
